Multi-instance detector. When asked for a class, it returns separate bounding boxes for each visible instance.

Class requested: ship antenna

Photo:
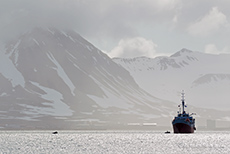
[181,90,185,114]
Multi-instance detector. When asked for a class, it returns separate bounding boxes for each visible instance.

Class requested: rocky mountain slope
[0,27,177,129]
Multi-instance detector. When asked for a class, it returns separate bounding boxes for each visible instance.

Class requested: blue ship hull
[172,120,195,133]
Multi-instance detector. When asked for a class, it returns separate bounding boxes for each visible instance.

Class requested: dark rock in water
[165,131,170,134]
[52,131,58,134]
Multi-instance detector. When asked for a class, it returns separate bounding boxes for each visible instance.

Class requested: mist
[1,0,230,56]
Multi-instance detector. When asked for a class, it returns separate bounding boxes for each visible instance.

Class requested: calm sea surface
[0,131,230,153]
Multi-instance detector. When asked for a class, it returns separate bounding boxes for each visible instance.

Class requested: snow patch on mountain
[46,51,75,96]
[32,38,40,46]
[0,45,25,87]
[30,81,73,116]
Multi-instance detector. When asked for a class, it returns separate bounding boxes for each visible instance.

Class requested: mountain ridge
[113,48,230,110]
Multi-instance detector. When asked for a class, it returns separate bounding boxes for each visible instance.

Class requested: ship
[172,91,196,133]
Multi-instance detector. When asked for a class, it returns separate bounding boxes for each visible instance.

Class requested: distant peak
[180,48,192,53]
[170,48,193,57]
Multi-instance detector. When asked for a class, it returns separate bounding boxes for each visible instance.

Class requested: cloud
[0,0,182,40]
[204,44,219,54]
[1,0,230,56]
[187,7,228,37]
[154,0,181,11]
[0,0,81,41]
[205,44,229,54]
[108,37,158,58]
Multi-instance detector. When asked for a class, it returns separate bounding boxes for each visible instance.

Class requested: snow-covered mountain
[113,48,230,110]
[0,27,179,129]
[1,29,230,130]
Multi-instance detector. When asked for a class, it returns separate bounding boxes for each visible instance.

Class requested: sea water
[0,131,230,153]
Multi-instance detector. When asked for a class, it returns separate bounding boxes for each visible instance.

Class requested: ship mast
[181,90,185,114]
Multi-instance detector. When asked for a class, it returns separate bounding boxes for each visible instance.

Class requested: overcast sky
[1,0,230,58]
